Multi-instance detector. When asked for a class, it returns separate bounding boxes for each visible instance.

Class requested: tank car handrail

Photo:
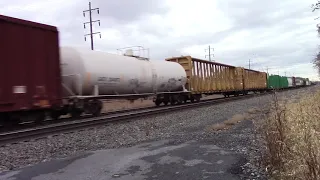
[61,83,76,96]
[66,90,190,100]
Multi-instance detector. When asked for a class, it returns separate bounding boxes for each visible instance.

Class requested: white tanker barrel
[151,60,187,92]
[59,46,187,97]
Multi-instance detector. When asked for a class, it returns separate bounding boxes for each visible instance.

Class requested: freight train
[0,14,312,126]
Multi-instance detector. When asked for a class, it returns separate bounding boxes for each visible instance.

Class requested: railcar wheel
[173,95,183,105]
[90,100,103,116]
[155,100,162,106]
[71,109,82,118]
[181,96,187,104]
[0,115,5,126]
[34,112,46,124]
[3,115,19,128]
[170,99,176,105]
[50,111,61,120]
[163,101,169,106]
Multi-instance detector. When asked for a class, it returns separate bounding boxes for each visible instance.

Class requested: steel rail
[0,85,310,145]
[0,93,262,145]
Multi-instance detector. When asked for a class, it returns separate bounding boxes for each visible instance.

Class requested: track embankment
[0,85,316,176]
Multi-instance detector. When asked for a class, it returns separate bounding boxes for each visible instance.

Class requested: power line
[83,1,101,50]
[205,45,214,61]
[266,66,270,74]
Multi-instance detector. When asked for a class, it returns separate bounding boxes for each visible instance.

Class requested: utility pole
[205,45,214,61]
[248,59,251,69]
[83,2,101,50]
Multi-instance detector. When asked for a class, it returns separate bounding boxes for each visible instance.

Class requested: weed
[258,90,320,180]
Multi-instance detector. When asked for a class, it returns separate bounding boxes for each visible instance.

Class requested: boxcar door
[0,20,14,108]
[0,53,7,105]
[0,21,6,105]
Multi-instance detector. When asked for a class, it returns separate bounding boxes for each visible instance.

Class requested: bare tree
[312,0,320,12]
[312,1,320,75]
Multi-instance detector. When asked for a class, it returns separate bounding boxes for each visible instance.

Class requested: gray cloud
[93,0,168,23]
[51,0,169,51]
[1,0,319,79]
[216,0,312,31]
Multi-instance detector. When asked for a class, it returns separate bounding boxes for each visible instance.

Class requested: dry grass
[224,114,247,125]
[247,107,260,114]
[206,123,229,131]
[258,90,320,180]
[206,111,256,132]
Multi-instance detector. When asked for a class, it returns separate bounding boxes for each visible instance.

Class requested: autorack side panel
[0,14,62,113]
[166,56,239,94]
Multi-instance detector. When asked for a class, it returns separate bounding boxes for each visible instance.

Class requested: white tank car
[59,46,187,97]
[287,77,293,87]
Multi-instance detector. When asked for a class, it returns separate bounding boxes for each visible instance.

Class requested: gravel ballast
[0,86,318,178]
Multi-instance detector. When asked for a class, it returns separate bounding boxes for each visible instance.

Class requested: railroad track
[0,86,310,145]
[0,96,225,133]
[0,104,160,133]
[0,93,264,145]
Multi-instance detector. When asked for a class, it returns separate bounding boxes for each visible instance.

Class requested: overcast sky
[2,0,320,80]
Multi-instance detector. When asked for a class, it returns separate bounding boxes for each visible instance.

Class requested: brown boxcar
[0,14,62,122]
[166,56,244,94]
